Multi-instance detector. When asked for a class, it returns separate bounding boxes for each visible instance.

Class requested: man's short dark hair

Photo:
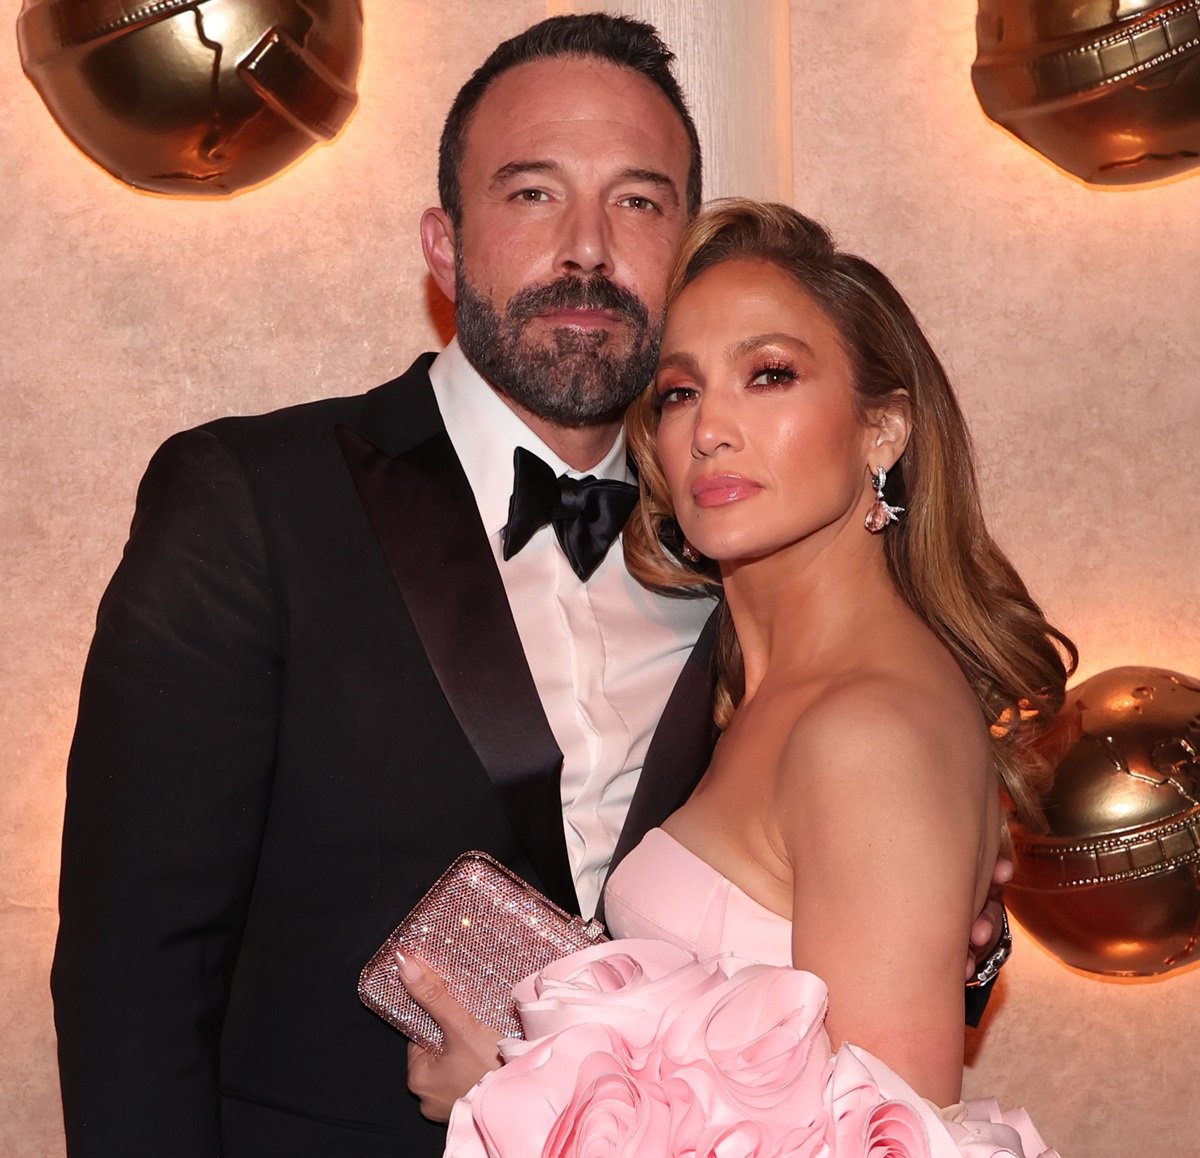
[438,13,702,226]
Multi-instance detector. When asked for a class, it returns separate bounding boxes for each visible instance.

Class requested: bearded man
[52,15,715,1158]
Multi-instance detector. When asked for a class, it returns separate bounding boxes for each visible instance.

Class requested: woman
[446,201,1074,1155]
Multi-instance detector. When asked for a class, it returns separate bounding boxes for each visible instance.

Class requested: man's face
[448,56,693,427]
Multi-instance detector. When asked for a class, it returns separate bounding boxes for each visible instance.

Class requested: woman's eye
[749,367,796,388]
[654,385,697,409]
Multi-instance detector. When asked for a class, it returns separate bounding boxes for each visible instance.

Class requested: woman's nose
[691,393,736,458]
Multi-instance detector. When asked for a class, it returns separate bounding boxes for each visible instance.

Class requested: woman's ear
[867,393,911,471]
[420,208,458,303]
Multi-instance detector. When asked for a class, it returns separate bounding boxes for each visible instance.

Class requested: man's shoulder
[136,353,443,502]
[198,352,439,447]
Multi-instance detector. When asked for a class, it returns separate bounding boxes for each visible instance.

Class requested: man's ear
[867,392,911,472]
[421,208,457,303]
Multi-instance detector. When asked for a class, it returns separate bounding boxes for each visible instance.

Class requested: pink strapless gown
[445,829,1059,1157]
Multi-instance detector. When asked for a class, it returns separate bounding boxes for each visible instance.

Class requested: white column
[548,0,793,203]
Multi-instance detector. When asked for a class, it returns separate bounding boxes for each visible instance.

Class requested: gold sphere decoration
[17,0,363,196]
[972,1,1200,185]
[1008,667,1200,977]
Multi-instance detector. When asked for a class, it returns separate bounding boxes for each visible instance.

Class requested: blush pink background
[2,2,1196,1154]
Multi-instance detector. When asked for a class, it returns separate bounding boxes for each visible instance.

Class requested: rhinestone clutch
[358,851,608,1054]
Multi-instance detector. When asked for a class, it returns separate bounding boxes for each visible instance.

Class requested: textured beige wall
[3,1,1196,1155]
[785,4,1198,1155]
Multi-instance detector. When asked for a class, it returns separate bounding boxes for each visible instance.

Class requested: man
[52,14,1004,1157]
[52,15,715,1158]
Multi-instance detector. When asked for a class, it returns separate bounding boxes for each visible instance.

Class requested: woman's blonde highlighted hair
[625,200,1075,828]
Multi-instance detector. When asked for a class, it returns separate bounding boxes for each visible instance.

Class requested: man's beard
[454,257,661,428]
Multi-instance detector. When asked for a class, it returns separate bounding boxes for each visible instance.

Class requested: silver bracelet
[965,907,1011,988]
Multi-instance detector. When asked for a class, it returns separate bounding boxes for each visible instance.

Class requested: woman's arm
[777,682,997,1106]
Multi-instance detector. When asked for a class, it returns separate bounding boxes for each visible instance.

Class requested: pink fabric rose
[941,1098,1061,1158]
[447,1023,734,1158]
[655,1066,826,1157]
[541,1052,673,1158]
[510,938,727,1052]
[657,962,832,1119]
[822,1044,959,1158]
[681,1116,826,1158]
[447,1022,649,1157]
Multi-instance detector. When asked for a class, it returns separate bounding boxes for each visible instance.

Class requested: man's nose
[555,200,614,276]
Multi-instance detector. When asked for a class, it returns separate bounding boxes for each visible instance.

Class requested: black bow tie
[502,447,639,581]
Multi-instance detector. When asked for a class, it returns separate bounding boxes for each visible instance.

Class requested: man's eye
[618,195,658,211]
[514,189,550,202]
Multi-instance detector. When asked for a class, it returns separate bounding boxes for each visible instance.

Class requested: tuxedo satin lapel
[335,421,577,914]
[604,604,721,893]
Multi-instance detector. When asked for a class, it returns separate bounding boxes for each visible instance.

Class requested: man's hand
[966,855,1013,981]
[397,953,504,1122]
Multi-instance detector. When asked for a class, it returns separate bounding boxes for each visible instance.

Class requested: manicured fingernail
[395,950,421,985]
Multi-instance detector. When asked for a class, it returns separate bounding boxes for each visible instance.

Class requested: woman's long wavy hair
[624,200,1076,828]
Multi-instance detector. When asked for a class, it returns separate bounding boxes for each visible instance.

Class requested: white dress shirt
[429,339,715,917]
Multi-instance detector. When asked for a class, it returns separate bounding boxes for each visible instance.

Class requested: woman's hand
[396,953,504,1122]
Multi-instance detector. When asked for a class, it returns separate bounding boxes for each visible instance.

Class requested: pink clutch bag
[358,851,608,1054]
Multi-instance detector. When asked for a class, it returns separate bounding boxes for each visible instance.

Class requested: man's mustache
[506,275,650,330]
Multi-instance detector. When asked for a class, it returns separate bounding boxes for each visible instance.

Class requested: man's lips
[690,473,763,508]
[532,307,624,329]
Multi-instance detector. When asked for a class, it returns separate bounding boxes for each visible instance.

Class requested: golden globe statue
[973,1,1200,185]
[17,0,363,197]
[1008,667,1200,977]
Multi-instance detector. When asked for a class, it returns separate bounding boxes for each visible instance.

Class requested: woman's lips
[690,473,762,508]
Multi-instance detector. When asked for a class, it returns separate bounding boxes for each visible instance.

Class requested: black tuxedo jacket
[52,357,718,1157]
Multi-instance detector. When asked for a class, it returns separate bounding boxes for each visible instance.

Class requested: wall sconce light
[17,0,363,197]
[972,1,1200,186]
[1008,667,1200,977]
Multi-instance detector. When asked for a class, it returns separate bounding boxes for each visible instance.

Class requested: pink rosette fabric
[655,962,832,1120]
[509,938,726,1055]
[444,940,1056,1158]
[446,1023,655,1157]
[824,1044,960,1158]
[941,1099,1061,1158]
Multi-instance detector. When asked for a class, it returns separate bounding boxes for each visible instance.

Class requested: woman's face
[654,258,883,565]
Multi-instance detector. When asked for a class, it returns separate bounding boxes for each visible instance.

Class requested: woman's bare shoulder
[773,664,992,833]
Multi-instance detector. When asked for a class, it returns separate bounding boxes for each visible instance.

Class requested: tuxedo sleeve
[52,428,284,1157]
